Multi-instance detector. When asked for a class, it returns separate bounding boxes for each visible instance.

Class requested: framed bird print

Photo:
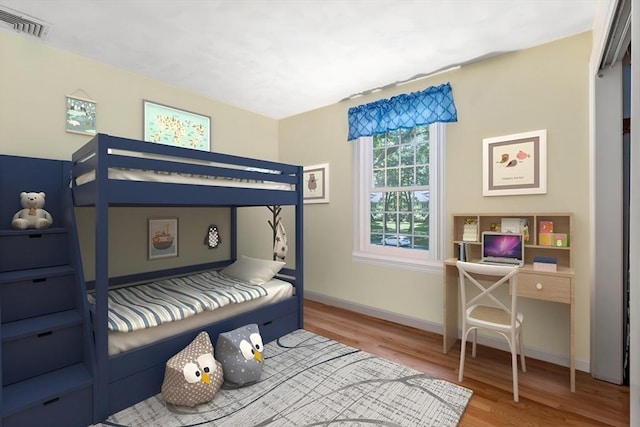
[482,129,547,196]
[303,163,330,204]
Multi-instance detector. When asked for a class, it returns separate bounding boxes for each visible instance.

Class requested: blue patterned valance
[347,82,458,140]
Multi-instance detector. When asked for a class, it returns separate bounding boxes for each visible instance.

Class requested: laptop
[480,231,525,267]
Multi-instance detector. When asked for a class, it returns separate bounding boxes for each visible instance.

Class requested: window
[353,123,445,272]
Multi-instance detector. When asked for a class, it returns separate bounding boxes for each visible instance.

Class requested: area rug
[94,329,472,426]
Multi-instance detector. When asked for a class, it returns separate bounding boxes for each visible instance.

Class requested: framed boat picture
[148,218,178,260]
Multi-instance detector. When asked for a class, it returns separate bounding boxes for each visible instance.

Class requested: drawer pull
[536,283,543,290]
[262,320,273,326]
[28,234,43,239]
[33,277,47,283]
[43,397,60,406]
[37,331,53,338]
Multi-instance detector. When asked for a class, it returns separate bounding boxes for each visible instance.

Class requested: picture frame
[303,163,330,204]
[143,100,211,151]
[148,218,179,260]
[65,95,97,135]
[482,129,547,196]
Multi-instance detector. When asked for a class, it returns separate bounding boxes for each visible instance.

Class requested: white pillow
[221,255,285,285]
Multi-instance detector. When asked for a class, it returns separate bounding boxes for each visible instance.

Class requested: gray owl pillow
[161,331,224,407]
[216,323,264,386]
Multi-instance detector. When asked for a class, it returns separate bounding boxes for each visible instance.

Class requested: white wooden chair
[456,260,526,402]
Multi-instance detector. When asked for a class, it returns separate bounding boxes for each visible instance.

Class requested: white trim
[352,123,446,269]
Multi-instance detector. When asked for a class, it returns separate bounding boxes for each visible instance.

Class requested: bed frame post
[295,166,304,328]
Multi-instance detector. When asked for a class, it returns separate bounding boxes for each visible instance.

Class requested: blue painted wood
[69,133,304,423]
[0,155,93,427]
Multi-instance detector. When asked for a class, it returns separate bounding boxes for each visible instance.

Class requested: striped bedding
[87,271,267,333]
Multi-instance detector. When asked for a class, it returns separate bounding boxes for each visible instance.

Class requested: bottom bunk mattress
[88,271,294,356]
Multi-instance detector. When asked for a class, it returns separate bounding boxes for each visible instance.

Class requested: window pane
[416,165,429,186]
[370,192,384,212]
[400,145,414,165]
[399,191,412,211]
[383,192,397,210]
[386,168,399,187]
[400,166,414,186]
[399,213,412,234]
[373,147,385,169]
[373,169,385,187]
[416,143,428,164]
[384,212,398,233]
[386,146,399,167]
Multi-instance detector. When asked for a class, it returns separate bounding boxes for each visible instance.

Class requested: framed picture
[482,129,547,196]
[303,163,330,204]
[143,100,211,151]
[66,95,97,135]
[148,218,178,260]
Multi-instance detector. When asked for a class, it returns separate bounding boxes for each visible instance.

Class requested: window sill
[352,250,444,273]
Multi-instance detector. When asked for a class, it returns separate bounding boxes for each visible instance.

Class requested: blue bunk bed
[70,133,304,423]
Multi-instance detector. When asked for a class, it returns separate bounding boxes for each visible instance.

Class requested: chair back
[456,261,520,326]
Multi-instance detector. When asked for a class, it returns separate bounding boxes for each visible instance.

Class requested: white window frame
[352,123,445,273]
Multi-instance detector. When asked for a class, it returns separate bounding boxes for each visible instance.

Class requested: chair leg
[459,328,470,382]
[519,330,527,372]
[471,329,477,358]
[511,340,519,402]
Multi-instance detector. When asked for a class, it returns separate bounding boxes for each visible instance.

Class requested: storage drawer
[2,386,92,427]
[1,273,75,322]
[518,273,572,304]
[2,324,83,385]
[0,232,68,272]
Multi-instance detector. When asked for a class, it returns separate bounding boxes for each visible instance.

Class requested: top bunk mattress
[75,167,294,191]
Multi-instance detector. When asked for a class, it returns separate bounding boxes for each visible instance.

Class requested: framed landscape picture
[143,100,211,151]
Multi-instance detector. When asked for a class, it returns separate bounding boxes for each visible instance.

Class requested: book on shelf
[539,220,554,233]
[533,255,557,272]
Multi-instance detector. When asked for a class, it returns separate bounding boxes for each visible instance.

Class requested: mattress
[107,277,294,355]
[75,168,294,191]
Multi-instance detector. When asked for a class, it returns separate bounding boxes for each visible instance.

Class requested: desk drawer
[518,274,571,304]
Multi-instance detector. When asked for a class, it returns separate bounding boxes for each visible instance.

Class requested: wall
[0,31,281,277]
[279,32,593,369]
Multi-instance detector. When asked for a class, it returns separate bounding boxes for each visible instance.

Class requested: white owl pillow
[216,323,264,386]
[161,331,224,407]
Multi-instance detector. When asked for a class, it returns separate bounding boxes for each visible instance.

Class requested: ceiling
[1,0,606,119]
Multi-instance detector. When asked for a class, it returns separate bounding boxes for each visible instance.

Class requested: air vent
[0,5,51,39]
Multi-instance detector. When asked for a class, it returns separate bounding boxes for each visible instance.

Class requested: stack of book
[533,256,557,272]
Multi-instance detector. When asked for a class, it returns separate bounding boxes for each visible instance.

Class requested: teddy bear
[11,192,53,230]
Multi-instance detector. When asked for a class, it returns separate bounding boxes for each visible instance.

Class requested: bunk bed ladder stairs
[0,155,94,427]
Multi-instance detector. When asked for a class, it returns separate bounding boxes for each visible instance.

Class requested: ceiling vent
[0,5,51,39]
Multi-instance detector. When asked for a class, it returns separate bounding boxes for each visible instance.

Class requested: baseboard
[304,291,589,373]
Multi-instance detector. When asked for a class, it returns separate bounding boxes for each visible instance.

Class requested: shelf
[452,213,573,270]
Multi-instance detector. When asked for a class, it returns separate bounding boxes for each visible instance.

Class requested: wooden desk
[443,258,575,392]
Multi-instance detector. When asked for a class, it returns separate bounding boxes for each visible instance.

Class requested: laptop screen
[482,232,524,263]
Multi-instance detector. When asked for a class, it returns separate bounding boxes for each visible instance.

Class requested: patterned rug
[94,329,472,426]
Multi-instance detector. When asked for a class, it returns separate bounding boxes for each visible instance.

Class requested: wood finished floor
[303,299,629,427]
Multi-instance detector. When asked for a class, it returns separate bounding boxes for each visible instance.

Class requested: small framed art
[303,163,330,204]
[148,218,178,260]
[482,129,547,196]
[143,100,211,151]
[66,95,97,135]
